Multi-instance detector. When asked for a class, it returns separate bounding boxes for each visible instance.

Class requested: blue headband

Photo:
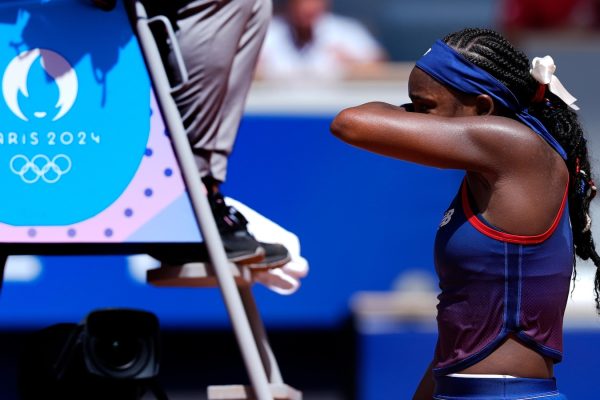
[415,40,567,160]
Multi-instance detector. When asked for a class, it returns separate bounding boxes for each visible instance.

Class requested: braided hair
[443,28,600,311]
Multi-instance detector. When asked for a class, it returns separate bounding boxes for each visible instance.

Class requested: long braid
[444,28,600,311]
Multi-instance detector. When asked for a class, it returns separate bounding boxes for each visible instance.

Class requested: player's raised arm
[331,97,537,174]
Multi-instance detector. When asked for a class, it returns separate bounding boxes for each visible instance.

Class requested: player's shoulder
[465,115,557,162]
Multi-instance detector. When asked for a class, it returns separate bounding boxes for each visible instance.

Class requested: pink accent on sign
[0,90,190,242]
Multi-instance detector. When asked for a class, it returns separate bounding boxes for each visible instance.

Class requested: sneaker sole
[228,247,266,265]
[244,254,292,272]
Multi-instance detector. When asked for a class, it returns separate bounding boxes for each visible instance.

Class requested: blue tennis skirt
[433,375,567,400]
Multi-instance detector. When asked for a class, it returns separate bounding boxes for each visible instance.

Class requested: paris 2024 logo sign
[0,47,150,226]
[4,49,78,185]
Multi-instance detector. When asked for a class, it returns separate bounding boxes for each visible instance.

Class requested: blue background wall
[0,114,463,329]
[358,325,600,399]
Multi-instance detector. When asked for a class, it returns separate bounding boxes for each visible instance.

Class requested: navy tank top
[432,178,573,376]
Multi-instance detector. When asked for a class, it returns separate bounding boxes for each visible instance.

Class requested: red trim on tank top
[461,178,569,245]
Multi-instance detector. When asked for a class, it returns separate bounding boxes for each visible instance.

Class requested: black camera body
[18,309,161,399]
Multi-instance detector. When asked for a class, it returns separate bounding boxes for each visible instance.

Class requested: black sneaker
[209,191,291,269]
[246,241,292,271]
[208,191,265,265]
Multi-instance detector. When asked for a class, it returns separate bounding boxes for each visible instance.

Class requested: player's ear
[475,94,495,116]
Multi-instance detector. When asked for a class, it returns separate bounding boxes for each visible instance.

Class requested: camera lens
[92,336,142,371]
[82,309,159,379]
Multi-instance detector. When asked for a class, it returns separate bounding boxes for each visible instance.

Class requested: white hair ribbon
[530,56,579,110]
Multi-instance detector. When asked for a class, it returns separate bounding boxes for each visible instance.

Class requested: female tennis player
[331,28,599,399]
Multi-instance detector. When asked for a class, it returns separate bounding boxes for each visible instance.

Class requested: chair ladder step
[207,384,302,400]
[146,262,253,287]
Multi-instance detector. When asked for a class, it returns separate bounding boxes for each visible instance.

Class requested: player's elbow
[330,106,364,145]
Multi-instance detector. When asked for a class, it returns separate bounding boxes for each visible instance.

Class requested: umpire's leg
[171,0,272,182]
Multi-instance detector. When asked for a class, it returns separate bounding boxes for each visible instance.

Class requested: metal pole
[239,286,284,384]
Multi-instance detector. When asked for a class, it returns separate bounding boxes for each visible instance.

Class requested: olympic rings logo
[9,154,72,184]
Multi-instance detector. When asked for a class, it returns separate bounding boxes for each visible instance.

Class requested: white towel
[225,197,309,295]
